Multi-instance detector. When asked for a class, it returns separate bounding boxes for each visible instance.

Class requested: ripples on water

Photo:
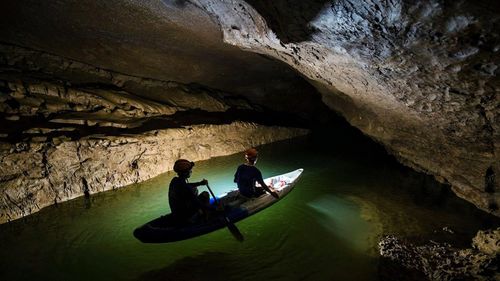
[1,130,498,281]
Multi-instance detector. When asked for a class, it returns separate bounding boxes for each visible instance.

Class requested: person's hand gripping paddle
[206,183,244,242]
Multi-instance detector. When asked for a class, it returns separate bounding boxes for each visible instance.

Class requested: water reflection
[308,195,375,252]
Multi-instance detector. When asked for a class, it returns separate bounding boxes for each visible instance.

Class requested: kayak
[133,168,304,243]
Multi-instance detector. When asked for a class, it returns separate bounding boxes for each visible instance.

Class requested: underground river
[0,128,498,281]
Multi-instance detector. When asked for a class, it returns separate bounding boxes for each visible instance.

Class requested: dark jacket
[168,177,203,221]
[234,164,266,197]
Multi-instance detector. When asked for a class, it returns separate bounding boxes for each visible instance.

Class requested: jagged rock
[473,228,500,255]
[379,231,500,281]
[193,0,500,216]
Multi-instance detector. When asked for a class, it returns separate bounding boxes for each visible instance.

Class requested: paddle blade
[225,219,244,242]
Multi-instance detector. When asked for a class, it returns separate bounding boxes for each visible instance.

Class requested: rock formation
[192,0,500,216]
[0,0,499,220]
[379,228,500,280]
[472,228,500,255]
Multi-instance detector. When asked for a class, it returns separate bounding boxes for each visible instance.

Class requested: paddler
[168,159,212,224]
[234,148,279,199]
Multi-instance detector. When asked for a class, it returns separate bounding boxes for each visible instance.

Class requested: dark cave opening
[485,166,495,194]
[245,0,331,43]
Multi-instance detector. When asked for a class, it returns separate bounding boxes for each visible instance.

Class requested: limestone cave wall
[193,0,500,216]
[0,121,307,223]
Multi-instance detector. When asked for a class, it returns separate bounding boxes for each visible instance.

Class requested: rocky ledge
[379,228,500,281]
[0,122,308,224]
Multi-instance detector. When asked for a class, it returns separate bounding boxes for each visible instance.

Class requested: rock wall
[379,228,500,280]
[191,0,500,216]
[0,122,308,223]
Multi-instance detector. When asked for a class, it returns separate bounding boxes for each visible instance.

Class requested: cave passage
[0,0,499,280]
[0,127,497,281]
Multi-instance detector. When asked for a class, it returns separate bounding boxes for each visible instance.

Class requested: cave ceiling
[0,0,328,126]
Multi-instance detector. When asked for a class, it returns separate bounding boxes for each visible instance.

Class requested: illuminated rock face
[0,122,307,223]
[192,0,500,215]
[0,0,499,218]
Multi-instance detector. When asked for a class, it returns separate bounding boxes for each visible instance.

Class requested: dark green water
[0,131,498,281]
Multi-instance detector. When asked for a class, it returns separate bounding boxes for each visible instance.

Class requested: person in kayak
[234,148,279,199]
[169,159,212,224]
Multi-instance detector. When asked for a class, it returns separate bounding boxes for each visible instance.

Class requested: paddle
[206,183,244,242]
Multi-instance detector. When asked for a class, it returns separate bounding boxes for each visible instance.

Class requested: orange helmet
[173,159,194,173]
[245,148,258,160]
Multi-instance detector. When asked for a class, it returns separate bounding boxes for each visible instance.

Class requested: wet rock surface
[379,228,500,281]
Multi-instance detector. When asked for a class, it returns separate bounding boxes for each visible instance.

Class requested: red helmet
[245,148,258,160]
[173,159,194,173]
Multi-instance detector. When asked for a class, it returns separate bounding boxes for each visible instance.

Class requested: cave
[0,1,499,280]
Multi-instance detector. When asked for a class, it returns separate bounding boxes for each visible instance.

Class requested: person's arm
[234,166,240,183]
[256,170,279,199]
[186,179,210,210]
[187,179,208,188]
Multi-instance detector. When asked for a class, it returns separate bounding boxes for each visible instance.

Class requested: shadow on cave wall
[245,0,331,43]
